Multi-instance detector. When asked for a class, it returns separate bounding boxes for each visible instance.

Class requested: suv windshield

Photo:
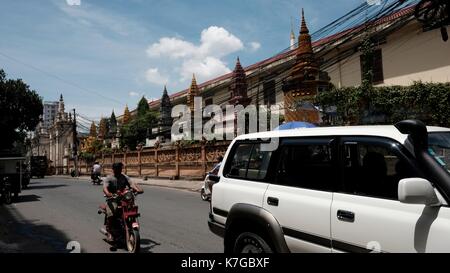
[428,132,450,174]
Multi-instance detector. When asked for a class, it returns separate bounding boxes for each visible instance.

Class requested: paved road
[0,177,222,253]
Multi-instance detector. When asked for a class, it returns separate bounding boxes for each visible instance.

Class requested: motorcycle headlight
[124,191,134,201]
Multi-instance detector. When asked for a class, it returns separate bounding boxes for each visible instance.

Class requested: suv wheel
[233,232,273,253]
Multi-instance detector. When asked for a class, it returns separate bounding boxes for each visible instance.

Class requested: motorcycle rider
[92,161,102,182]
[211,156,223,175]
[103,162,143,241]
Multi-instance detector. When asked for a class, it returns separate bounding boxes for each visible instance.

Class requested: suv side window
[342,140,418,200]
[276,140,335,191]
[225,142,273,181]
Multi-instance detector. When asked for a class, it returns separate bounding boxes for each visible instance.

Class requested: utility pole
[72,109,79,177]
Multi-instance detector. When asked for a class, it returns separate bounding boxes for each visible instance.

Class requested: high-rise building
[43,101,59,128]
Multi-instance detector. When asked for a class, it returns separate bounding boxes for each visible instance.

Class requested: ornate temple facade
[282,10,330,123]
[32,94,75,174]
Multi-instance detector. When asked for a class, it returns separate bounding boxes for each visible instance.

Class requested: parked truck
[30,156,48,178]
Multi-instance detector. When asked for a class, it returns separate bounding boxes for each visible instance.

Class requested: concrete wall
[324,21,450,88]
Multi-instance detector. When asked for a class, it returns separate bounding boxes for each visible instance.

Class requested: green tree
[137,96,150,118]
[0,69,43,150]
[109,111,117,138]
[120,111,157,150]
[120,97,157,150]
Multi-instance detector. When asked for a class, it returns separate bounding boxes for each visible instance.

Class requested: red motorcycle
[98,189,142,253]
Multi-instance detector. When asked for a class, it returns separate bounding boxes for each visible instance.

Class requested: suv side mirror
[209,175,220,183]
[398,178,441,206]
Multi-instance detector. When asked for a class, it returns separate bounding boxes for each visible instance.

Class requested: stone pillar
[175,145,180,179]
[124,152,127,175]
[138,151,142,177]
[201,143,207,175]
[155,149,159,177]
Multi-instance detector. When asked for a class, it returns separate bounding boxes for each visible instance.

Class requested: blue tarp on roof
[274,121,317,131]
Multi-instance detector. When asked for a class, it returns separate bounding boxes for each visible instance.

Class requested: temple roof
[146,4,416,109]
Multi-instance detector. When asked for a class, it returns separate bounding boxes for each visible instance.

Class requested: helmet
[112,162,123,170]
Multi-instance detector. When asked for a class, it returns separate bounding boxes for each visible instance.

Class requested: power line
[0,51,124,106]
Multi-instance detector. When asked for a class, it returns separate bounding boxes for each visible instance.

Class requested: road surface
[0,177,222,253]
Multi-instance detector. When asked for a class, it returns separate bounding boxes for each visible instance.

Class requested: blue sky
[0,0,362,120]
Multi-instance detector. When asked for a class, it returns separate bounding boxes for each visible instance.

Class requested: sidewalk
[52,175,204,192]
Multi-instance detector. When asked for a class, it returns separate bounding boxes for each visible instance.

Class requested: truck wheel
[233,232,273,253]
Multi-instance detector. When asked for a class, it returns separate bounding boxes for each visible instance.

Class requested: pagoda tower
[229,57,251,106]
[187,74,199,113]
[282,9,328,123]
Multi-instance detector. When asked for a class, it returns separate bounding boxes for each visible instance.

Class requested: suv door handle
[337,210,355,223]
[267,197,279,206]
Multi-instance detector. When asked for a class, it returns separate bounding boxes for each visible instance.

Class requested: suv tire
[233,232,273,253]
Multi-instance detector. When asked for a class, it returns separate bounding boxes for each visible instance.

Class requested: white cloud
[180,57,231,82]
[248,42,261,52]
[147,26,243,60]
[146,37,197,59]
[66,0,81,6]
[129,91,140,97]
[198,26,244,58]
[146,26,246,84]
[145,68,168,86]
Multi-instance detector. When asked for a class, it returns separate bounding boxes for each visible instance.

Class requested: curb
[50,175,203,193]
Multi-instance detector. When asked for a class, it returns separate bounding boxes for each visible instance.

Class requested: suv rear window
[225,143,273,181]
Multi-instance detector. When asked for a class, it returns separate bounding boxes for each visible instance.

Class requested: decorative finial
[300,8,309,34]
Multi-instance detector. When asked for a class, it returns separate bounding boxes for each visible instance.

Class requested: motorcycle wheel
[127,229,140,253]
[201,188,208,201]
[3,190,12,205]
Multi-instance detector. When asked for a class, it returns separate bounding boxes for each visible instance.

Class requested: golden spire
[123,104,131,125]
[188,74,199,112]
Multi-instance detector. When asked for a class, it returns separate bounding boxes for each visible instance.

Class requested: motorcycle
[98,189,142,253]
[201,172,219,201]
[91,172,102,185]
[0,177,12,205]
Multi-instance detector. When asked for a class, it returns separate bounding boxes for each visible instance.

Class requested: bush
[316,82,450,127]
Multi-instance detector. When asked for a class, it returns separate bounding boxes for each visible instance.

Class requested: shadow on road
[0,205,73,253]
[140,238,161,253]
[26,184,67,190]
[101,238,160,253]
[13,194,41,203]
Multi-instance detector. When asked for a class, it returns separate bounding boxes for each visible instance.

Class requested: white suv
[208,120,450,253]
